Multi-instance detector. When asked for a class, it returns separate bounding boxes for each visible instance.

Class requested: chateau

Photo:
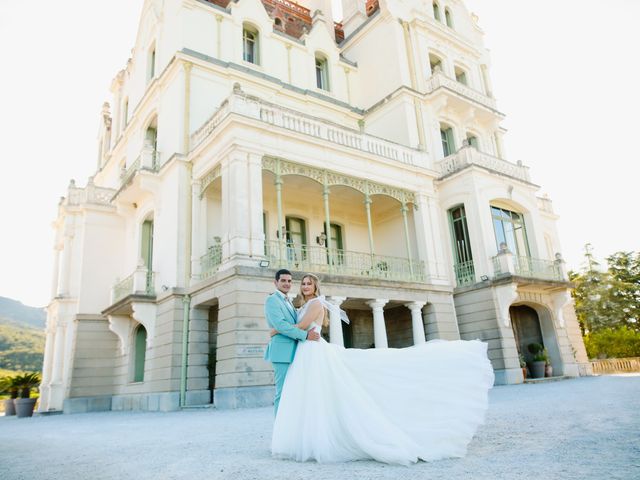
[39,0,590,413]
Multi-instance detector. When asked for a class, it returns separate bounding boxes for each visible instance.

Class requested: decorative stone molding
[199,164,221,198]
[494,284,518,327]
[262,156,416,205]
[551,290,572,328]
[108,314,135,356]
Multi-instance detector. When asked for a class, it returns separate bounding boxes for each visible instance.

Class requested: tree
[606,251,640,332]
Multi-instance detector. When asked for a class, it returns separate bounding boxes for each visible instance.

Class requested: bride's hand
[269,328,278,337]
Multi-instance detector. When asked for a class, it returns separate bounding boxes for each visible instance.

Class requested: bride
[270,273,495,465]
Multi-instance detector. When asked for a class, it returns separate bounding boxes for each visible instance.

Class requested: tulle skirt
[271,338,494,465]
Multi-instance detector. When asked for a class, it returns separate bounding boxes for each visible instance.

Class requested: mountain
[0,297,46,374]
[0,296,46,330]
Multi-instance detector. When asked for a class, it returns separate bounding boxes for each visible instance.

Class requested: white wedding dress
[271,298,495,465]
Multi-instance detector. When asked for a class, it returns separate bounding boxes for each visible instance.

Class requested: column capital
[405,301,426,312]
[366,299,388,311]
[327,296,346,306]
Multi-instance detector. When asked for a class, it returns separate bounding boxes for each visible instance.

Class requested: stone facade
[39,0,590,414]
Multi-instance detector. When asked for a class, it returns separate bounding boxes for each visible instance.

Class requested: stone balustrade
[425,70,497,110]
[191,90,428,168]
[435,146,532,183]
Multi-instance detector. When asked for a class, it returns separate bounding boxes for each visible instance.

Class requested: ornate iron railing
[265,240,426,283]
[112,270,155,304]
[113,273,134,304]
[453,260,475,287]
[200,243,223,280]
[515,256,563,281]
[493,255,563,281]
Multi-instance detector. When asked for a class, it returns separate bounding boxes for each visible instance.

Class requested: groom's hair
[275,269,292,280]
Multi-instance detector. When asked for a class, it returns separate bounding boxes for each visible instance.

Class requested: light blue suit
[264,292,307,415]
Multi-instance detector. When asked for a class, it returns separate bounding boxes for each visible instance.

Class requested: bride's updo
[299,273,329,327]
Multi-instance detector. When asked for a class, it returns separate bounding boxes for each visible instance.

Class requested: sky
[0,0,638,307]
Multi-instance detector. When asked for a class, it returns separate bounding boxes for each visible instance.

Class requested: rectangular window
[141,220,154,270]
[449,205,474,286]
[324,223,344,265]
[285,216,307,263]
[467,135,478,149]
[316,57,329,91]
[455,70,467,85]
[440,127,455,156]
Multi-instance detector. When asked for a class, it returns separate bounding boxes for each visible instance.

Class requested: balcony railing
[427,72,497,110]
[493,255,563,282]
[425,71,497,111]
[453,260,475,287]
[112,268,155,304]
[265,240,426,283]
[191,89,428,168]
[119,146,162,188]
[435,146,531,183]
[200,242,223,280]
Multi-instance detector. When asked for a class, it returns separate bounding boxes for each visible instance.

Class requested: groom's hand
[307,330,320,341]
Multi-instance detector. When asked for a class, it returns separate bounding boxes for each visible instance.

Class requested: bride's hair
[299,273,329,327]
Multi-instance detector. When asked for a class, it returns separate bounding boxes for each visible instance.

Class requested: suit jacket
[263,292,307,363]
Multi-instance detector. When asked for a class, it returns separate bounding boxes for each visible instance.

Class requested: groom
[264,269,319,415]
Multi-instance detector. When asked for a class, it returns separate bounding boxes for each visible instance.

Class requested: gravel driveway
[1,375,639,480]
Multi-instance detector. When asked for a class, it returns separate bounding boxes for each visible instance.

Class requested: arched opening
[454,65,468,85]
[133,324,147,382]
[429,53,443,74]
[510,305,543,363]
[445,8,454,28]
[432,2,441,22]
[242,23,260,65]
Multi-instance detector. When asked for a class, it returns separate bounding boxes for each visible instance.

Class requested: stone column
[322,176,334,269]
[50,245,61,298]
[38,324,56,411]
[57,228,73,297]
[247,153,265,258]
[400,201,414,277]
[191,180,203,281]
[327,296,346,346]
[367,299,389,348]
[406,301,426,345]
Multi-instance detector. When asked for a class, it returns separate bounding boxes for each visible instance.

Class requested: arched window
[440,124,455,157]
[454,66,467,85]
[445,8,454,28]
[315,54,330,91]
[491,206,531,257]
[243,24,259,65]
[433,2,441,22]
[429,53,443,74]
[147,45,156,82]
[133,324,147,382]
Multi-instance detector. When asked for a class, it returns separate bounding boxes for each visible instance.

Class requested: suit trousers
[272,362,290,416]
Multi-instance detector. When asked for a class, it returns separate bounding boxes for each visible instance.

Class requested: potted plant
[519,354,528,380]
[13,372,41,418]
[0,375,19,416]
[527,343,547,379]
[544,350,553,377]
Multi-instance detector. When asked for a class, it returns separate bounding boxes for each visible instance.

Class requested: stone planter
[545,364,553,378]
[3,398,16,416]
[14,398,37,418]
[529,361,546,379]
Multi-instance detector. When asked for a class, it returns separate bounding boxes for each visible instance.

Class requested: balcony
[190,87,429,168]
[111,266,155,305]
[493,254,564,282]
[425,71,497,111]
[200,240,223,280]
[265,240,426,283]
[435,146,532,184]
[118,144,162,189]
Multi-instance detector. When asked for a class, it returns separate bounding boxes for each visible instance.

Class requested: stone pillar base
[494,367,522,385]
[213,385,274,409]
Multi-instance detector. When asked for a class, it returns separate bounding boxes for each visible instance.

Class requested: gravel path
[1,375,639,480]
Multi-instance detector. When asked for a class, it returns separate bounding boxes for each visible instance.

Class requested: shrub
[584,326,640,359]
